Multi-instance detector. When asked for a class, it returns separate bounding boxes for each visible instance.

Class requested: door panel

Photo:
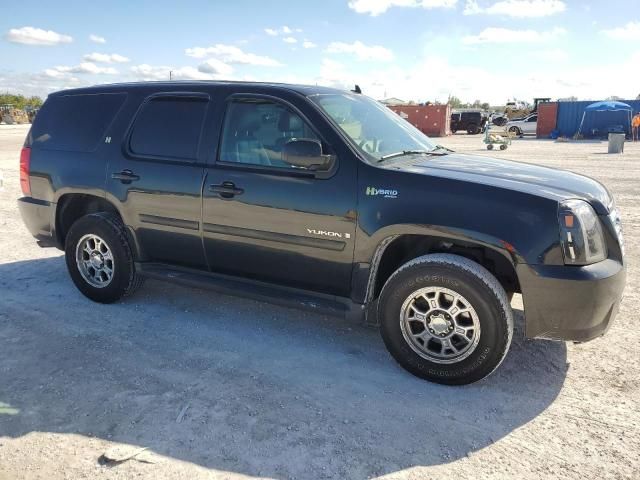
[202,95,357,296]
[106,93,209,269]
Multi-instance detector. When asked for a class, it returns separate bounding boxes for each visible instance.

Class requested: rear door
[201,91,357,296]
[106,92,210,269]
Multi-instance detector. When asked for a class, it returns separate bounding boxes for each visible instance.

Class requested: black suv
[450,111,487,134]
[18,82,625,385]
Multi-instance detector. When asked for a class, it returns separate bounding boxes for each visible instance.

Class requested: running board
[136,263,366,323]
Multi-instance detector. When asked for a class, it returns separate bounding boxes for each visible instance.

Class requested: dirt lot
[0,124,638,480]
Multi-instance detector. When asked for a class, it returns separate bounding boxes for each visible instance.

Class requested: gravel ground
[0,124,638,480]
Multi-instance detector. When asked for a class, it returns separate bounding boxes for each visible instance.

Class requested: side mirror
[282,138,333,171]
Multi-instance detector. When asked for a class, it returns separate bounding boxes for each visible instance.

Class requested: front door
[106,92,210,269]
[201,94,357,297]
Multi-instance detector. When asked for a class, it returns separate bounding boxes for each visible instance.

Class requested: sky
[1,0,639,105]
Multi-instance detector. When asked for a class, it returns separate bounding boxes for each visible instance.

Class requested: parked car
[18,82,625,385]
[506,113,538,136]
[450,111,487,135]
[490,113,508,127]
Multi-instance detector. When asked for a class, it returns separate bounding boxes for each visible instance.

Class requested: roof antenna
[352,84,362,94]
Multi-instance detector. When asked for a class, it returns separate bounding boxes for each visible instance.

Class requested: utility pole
[169,70,173,81]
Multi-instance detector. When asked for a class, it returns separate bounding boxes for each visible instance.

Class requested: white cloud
[89,34,106,44]
[601,22,640,40]
[48,62,118,75]
[198,58,234,76]
[533,48,568,62]
[264,25,301,36]
[130,64,171,81]
[5,26,72,46]
[131,63,232,81]
[303,40,317,49]
[0,71,83,97]
[283,36,297,44]
[348,0,457,16]
[130,64,215,81]
[463,0,565,17]
[462,26,565,44]
[326,40,394,61]
[185,44,282,66]
[83,52,130,63]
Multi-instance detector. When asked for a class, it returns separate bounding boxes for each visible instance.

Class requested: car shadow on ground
[0,256,568,479]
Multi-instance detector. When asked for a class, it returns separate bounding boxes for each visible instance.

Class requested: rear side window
[129,96,208,161]
[30,93,126,152]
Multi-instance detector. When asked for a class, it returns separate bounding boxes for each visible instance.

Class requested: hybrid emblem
[366,186,398,198]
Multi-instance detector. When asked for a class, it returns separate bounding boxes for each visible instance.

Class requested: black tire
[487,144,494,150]
[451,128,457,134]
[378,254,513,385]
[467,124,479,135]
[500,144,508,150]
[65,212,144,303]
[509,126,521,136]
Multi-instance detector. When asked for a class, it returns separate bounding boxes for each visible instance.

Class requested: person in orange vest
[633,112,640,142]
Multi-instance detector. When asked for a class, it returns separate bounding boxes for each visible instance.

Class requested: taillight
[20,147,31,196]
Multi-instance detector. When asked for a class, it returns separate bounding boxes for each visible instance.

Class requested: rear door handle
[111,169,140,183]
[209,181,244,198]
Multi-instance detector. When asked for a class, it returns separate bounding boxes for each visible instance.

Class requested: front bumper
[17,197,57,247]
[518,259,625,342]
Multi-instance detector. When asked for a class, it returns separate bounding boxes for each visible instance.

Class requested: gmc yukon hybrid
[18,82,626,385]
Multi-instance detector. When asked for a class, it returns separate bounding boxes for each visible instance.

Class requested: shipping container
[555,99,640,138]
[388,104,451,137]
[536,102,558,138]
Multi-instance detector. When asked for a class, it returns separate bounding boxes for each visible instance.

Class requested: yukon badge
[366,186,398,199]
[307,229,351,239]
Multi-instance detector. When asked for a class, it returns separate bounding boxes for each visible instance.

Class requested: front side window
[219,99,320,169]
[130,96,208,161]
[311,93,436,162]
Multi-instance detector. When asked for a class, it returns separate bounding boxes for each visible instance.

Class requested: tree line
[0,93,44,110]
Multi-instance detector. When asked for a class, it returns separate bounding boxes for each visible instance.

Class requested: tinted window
[30,93,126,152]
[219,99,319,169]
[130,96,208,160]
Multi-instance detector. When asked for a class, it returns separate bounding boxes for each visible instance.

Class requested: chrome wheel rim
[400,286,481,364]
[75,234,114,288]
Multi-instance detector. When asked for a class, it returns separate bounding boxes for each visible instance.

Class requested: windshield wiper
[378,148,448,162]
[432,144,454,153]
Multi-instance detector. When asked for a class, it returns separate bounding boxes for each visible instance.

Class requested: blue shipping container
[556,99,640,138]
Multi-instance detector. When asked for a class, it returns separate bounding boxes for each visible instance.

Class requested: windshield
[310,93,436,162]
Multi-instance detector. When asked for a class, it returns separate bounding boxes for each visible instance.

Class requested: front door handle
[111,169,140,183]
[209,181,244,198]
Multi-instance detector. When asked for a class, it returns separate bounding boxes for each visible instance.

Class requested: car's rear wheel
[509,126,521,136]
[467,124,479,135]
[378,254,513,385]
[65,212,143,303]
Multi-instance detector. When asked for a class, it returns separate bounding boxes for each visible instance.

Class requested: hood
[397,153,612,214]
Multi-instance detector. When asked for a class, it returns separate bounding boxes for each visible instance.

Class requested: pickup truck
[18,81,625,385]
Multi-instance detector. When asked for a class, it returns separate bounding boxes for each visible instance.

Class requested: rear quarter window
[30,93,126,152]
[129,96,208,161]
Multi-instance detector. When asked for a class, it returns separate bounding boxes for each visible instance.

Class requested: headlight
[558,199,607,265]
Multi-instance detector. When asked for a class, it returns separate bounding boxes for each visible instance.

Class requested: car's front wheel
[65,212,143,303]
[378,254,513,385]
